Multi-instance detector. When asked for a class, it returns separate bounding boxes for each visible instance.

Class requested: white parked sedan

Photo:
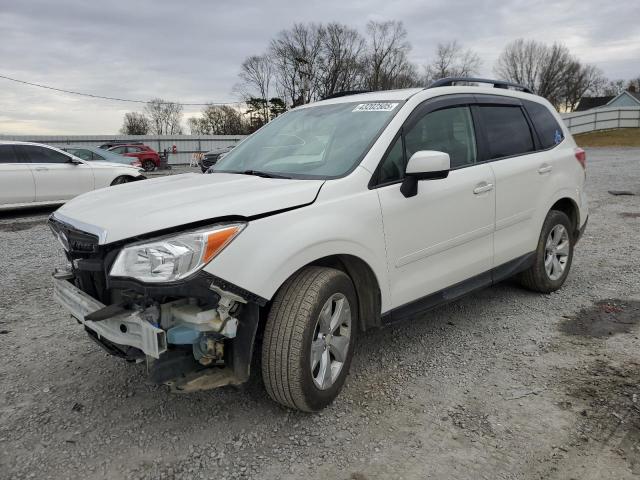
[0,141,145,210]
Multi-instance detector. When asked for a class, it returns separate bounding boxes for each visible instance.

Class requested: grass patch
[575,128,640,147]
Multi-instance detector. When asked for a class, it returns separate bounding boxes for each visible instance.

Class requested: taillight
[574,147,586,169]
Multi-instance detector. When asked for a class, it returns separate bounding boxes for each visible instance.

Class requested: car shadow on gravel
[559,299,640,338]
[0,218,46,232]
[0,205,57,220]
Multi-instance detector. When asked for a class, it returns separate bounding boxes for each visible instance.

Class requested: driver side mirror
[68,157,83,165]
[400,150,450,198]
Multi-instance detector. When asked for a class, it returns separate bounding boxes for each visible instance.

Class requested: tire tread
[262,267,348,411]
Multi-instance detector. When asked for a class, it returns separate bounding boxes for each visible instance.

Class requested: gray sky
[1,0,638,135]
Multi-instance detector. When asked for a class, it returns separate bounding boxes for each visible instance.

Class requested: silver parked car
[61,146,140,166]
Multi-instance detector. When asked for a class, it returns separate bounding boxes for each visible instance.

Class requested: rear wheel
[519,210,574,293]
[261,266,357,412]
[142,160,156,172]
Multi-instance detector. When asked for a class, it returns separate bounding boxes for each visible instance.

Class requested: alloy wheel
[544,224,570,280]
[310,293,352,390]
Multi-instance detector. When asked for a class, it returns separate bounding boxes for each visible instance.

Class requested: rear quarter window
[478,105,535,159]
[525,101,565,149]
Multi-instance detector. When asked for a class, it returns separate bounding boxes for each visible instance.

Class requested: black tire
[110,176,132,186]
[261,266,358,412]
[142,160,156,172]
[519,210,574,293]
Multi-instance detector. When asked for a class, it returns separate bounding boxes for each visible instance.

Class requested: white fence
[0,134,248,164]
[562,107,640,135]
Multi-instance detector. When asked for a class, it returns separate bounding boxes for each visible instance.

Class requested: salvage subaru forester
[50,78,588,412]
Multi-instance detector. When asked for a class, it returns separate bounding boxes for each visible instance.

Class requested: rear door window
[478,106,535,159]
[524,101,564,149]
[18,145,71,164]
[0,145,20,163]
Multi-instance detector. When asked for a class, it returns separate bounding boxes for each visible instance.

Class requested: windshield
[212,101,401,179]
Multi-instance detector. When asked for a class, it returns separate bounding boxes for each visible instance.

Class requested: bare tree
[362,20,419,90]
[144,98,183,135]
[424,41,481,83]
[237,20,424,108]
[495,39,603,109]
[188,105,247,135]
[236,54,274,122]
[120,112,149,135]
[316,23,366,98]
[269,23,324,106]
[606,77,640,95]
[561,63,607,111]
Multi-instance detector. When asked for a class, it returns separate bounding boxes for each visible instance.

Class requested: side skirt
[381,252,535,325]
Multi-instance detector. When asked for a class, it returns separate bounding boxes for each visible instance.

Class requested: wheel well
[309,255,382,331]
[110,175,142,186]
[550,198,579,235]
[259,255,382,334]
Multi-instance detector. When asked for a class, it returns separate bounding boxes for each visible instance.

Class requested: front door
[375,103,496,311]
[16,145,93,202]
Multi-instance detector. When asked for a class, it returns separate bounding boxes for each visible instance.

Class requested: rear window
[0,145,19,163]
[479,106,535,159]
[525,101,564,149]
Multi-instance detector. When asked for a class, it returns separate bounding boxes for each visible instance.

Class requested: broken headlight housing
[109,223,246,283]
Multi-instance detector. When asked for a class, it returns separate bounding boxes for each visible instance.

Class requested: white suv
[50,78,588,411]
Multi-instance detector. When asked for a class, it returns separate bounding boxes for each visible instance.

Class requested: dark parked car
[108,144,161,171]
[200,145,235,173]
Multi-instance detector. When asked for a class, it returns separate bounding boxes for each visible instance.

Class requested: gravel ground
[1,148,639,480]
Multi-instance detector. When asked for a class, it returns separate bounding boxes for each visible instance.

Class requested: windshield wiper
[238,170,292,179]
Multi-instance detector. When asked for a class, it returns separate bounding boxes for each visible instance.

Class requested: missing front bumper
[53,274,167,358]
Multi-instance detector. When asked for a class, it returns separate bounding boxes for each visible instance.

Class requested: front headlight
[109,222,246,283]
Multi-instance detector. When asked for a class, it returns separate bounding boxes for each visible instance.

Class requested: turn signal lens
[203,225,244,263]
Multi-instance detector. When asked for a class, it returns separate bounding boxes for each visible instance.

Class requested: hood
[54,173,324,244]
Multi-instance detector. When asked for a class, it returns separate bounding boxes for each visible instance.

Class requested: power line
[0,73,241,106]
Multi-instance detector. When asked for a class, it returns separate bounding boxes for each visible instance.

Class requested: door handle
[473,182,494,194]
[34,167,48,171]
[538,164,552,174]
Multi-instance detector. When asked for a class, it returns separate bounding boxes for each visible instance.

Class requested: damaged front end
[50,216,265,392]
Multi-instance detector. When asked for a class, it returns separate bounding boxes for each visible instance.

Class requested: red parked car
[108,144,161,171]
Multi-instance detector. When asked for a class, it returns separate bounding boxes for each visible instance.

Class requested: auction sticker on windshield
[352,103,399,112]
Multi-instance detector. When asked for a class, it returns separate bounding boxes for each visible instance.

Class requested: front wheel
[261,266,358,412]
[110,176,132,186]
[519,210,574,293]
[142,160,156,172]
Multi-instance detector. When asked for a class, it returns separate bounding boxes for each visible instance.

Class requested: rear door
[374,97,496,311]
[0,144,36,206]
[473,95,550,267]
[16,145,94,202]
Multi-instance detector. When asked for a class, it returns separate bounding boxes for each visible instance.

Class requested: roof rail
[427,77,533,94]
[322,90,371,100]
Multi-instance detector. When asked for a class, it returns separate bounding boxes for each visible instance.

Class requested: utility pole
[294,56,310,106]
